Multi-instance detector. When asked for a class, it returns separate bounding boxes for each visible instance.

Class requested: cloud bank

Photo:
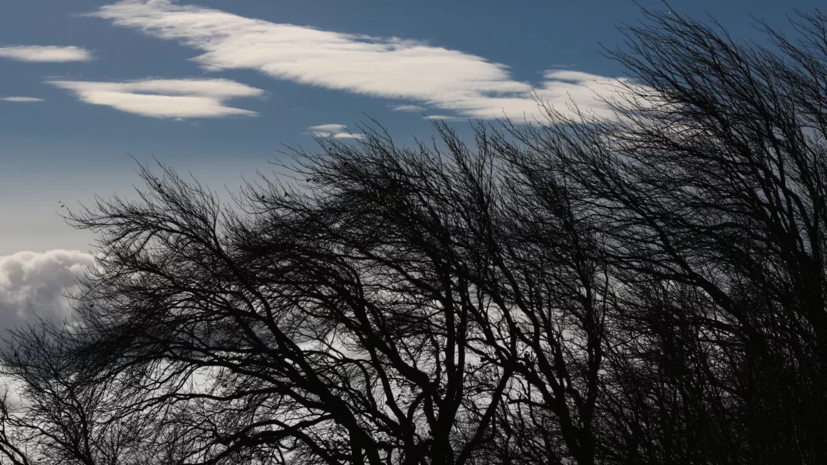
[49,78,264,118]
[0,45,93,62]
[0,250,95,334]
[1,97,44,102]
[92,0,629,120]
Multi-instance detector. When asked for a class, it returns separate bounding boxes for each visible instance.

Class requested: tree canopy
[2,7,827,465]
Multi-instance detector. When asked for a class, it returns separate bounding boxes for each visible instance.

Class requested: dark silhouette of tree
[1,6,827,465]
[0,321,179,465]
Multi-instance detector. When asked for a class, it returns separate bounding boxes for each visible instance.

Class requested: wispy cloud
[422,115,463,121]
[1,96,45,102]
[0,45,93,62]
[49,78,264,118]
[308,124,363,139]
[92,1,631,120]
[392,105,426,112]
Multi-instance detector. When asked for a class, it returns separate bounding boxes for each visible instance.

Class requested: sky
[0,0,824,330]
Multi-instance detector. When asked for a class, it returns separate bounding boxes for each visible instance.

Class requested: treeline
[1,8,827,465]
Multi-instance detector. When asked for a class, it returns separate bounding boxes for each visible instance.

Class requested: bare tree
[2,6,827,465]
[0,320,174,465]
[497,7,827,464]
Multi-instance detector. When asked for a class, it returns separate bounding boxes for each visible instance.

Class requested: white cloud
[308,124,363,139]
[0,250,95,332]
[49,78,264,118]
[308,124,347,134]
[422,115,463,121]
[1,97,44,102]
[0,45,93,62]
[333,132,363,139]
[392,105,426,112]
[92,1,633,120]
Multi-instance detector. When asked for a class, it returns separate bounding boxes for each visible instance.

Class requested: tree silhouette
[2,6,827,465]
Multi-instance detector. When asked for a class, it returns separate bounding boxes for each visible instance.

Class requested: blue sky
[0,0,822,261]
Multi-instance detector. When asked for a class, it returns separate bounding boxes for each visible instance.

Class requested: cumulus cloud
[92,0,632,120]
[308,124,363,139]
[0,250,95,334]
[0,45,93,62]
[1,97,44,102]
[49,78,264,118]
